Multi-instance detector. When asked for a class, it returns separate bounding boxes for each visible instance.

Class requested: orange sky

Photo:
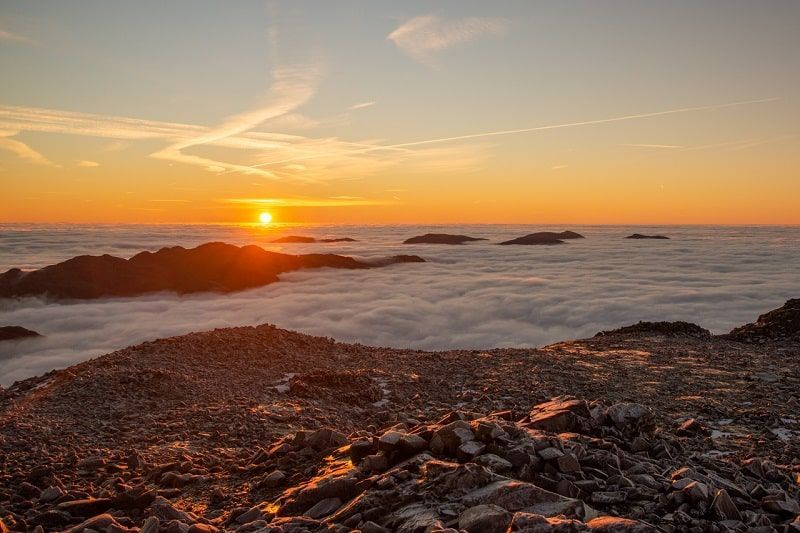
[2,1,799,224]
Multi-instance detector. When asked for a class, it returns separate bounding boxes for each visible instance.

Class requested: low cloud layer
[1,224,797,386]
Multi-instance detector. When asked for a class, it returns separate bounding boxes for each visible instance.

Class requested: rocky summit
[402,234,488,245]
[0,302,799,532]
[498,232,584,246]
[0,243,422,300]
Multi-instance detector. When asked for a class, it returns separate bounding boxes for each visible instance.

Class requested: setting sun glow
[259,212,273,224]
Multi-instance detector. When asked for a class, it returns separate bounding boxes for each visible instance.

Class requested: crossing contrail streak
[238,97,778,172]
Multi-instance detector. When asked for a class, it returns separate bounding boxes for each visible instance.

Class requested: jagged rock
[474,453,513,472]
[39,486,64,503]
[350,439,376,462]
[462,480,594,518]
[303,497,342,519]
[152,496,200,523]
[762,493,800,515]
[378,430,404,452]
[585,516,656,532]
[140,516,160,533]
[56,497,113,517]
[711,489,742,521]
[458,504,513,532]
[430,420,475,455]
[605,403,654,436]
[61,514,130,533]
[528,397,589,433]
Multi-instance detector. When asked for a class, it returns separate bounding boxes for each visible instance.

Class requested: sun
[258,212,273,224]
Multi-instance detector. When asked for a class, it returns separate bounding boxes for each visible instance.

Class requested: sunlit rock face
[0,242,424,300]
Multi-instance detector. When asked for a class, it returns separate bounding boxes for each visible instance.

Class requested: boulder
[458,504,513,533]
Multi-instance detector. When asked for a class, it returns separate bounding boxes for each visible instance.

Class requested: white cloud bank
[1,224,797,386]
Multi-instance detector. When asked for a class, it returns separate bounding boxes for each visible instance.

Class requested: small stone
[606,403,654,435]
[235,506,263,524]
[590,491,627,505]
[556,452,581,473]
[187,525,218,533]
[473,454,513,472]
[378,430,404,452]
[676,418,707,436]
[361,453,389,472]
[77,456,106,471]
[457,440,487,461]
[399,434,429,455]
[140,516,160,533]
[350,439,375,462]
[264,470,286,487]
[57,498,113,517]
[681,481,710,504]
[538,447,564,461]
[39,486,64,503]
[359,521,390,533]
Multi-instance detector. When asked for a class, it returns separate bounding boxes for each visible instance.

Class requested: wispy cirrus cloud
[0,29,35,45]
[349,101,376,111]
[151,64,323,177]
[0,103,481,182]
[76,160,99,167]
[0,130,57,167]
[388,15,509,66]
[620,143,682,149]
[222,196,395,208]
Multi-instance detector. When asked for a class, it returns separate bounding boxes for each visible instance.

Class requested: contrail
[238,97,778,171]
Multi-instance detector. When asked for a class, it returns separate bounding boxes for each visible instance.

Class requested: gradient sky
[1,0,799,224]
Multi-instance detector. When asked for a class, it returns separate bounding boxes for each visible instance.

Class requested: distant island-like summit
[499,231,585,245]
[0,242,424,300]
[626,233,670,240]
[403,233,487,245]
[0,325,41,341]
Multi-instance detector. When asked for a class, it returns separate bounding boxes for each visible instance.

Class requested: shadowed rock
[727,298,800,342]
[0,242,423,300]
[625,233,670,240]
[0,326,41,341]
[595,321,711,338]
[403,233,488,245]
[272,236,357,243]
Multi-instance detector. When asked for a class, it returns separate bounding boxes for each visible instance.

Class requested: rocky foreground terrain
[1,301,798,532]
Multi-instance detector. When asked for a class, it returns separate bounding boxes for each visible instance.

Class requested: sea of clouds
[0,223,797,386]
